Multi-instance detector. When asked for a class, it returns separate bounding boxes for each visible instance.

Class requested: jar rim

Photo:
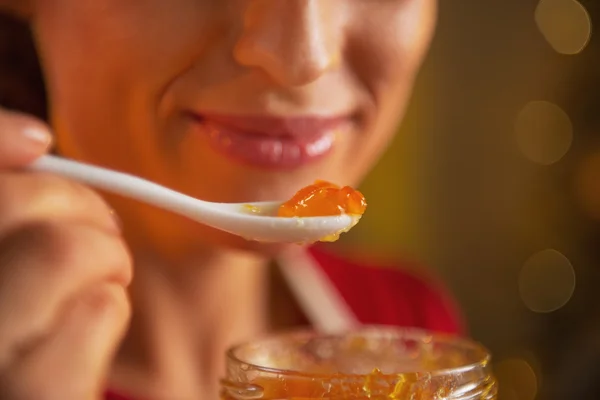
[226,325,492,379]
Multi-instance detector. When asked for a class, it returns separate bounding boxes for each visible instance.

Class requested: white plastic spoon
[28,155,360,243]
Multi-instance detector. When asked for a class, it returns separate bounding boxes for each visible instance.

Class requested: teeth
[271,141,282,161]
[259,141,284,162]
[208,124,336,166]
[306,133,334,156]
[278,143,301,164]
[260,141,271,154]
[287,145,301,161]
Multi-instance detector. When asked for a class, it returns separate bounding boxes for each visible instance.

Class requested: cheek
[348,0,436,96]
[342,0,436,181]
[33,0,211,77]
[31,1,216,127]
[31,0,222,166]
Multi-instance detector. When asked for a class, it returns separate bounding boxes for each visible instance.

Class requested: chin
[207,229,303,258]
[171,218,301,258]
[229,238,300,257]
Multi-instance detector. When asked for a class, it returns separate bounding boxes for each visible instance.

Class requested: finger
[0,109,52,168]
[0,172,121,234]
[0,283,130,400]
[0,222,132,368]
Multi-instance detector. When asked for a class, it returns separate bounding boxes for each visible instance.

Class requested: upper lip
[190,113,349,138]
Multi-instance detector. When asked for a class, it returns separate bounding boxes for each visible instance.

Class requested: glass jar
[221,326,497,400]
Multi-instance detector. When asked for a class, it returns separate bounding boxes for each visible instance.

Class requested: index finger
[0,108,53,168]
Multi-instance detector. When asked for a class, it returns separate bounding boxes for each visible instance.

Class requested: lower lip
[192,118,344,169]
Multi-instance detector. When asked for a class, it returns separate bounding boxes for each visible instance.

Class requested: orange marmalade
[278,180,367,218]
[224,369,435,400]
[221,328,498,400]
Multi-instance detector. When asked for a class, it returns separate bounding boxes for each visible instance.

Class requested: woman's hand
[0,107,132,400]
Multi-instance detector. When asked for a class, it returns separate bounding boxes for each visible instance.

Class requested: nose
[233,0,342,87]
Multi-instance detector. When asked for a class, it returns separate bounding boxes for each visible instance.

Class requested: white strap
[277,247,360,334]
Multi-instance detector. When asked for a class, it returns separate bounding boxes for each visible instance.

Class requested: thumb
[0,108,53,168]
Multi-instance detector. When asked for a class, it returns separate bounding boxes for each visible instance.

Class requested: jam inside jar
[220,326,497,400]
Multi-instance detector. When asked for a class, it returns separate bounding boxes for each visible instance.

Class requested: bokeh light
[574,151,600,221]
[495,358,538,400]
[515,101,573,165]
[519,249,576,313]
[534,0,592,55]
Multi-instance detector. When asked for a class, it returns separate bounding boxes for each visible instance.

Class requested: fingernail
[22,127,52,147]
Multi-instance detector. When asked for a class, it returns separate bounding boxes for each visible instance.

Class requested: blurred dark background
[1,1,599,399]
[341,1,600,399]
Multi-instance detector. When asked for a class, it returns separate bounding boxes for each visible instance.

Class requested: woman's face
[29,0,436,252]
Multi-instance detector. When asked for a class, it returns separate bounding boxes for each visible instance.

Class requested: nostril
[234,38,334,87]
[232,1,340,87]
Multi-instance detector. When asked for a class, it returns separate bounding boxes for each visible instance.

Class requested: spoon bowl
[28,156,359,243]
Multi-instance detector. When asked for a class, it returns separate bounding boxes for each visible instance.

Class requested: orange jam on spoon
[278,180,367,218]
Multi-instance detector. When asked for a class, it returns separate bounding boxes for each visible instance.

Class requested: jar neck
[221,327,498,400]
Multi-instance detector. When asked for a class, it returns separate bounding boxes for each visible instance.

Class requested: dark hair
[0,11,46,119]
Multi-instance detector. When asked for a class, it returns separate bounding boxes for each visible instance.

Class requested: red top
[106,246,463,400]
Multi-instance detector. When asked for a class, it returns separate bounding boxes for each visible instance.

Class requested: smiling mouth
[188,113,352,169]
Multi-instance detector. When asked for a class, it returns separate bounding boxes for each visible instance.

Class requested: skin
[0,0,436,399]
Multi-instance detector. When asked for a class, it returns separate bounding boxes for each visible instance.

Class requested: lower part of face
[31,0,436,254]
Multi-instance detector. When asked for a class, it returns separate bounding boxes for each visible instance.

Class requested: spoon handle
[28,155,208,216]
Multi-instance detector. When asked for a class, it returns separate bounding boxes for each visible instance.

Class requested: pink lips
[189,113,347,169]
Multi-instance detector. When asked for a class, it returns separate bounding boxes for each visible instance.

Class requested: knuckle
[0,221,132,285]
[0,371,86,400]
[0,222,80,276]
[0,172,114,231]
[26,172,104,211]
[0,173,58,215]
[0,174,18,216]
[84,284,131,324]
